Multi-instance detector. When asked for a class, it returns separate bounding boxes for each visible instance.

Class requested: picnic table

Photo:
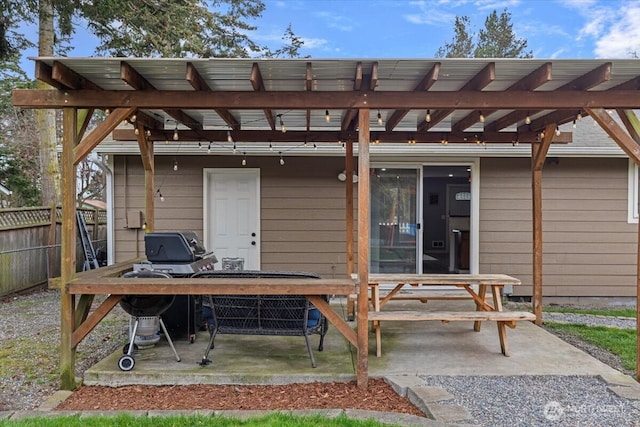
[364,273,535,357]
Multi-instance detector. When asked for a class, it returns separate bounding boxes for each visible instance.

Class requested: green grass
[544,306,636,318]
[545,322,637,372]
[0,412,400,427]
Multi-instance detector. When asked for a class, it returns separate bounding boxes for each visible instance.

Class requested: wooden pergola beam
[586,107,640,165]
[454,62,552,132]
[74,107,136,165]
[113,128,572,144]
[418,62,495,131]
[186,62,240,130]
[386,62,440,131]
[251,62,276,131]
[17,88,640,110]
[490,62,611,133]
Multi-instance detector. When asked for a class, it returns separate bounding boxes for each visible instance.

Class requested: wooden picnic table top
[366,273,522,286]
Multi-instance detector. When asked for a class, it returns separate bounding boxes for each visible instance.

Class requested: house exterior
[98,117,637,304]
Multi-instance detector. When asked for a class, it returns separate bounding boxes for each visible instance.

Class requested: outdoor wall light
[337,170,359,183]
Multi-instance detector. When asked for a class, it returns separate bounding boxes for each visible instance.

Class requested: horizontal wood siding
[480,157,637,298]
[113,155,357,277]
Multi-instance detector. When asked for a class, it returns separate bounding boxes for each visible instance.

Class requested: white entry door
[204,168,260,269]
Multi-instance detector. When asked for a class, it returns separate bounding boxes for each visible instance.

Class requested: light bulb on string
[207,142,211,154]
[173,158,178,171]
[577,110,583,121]
[104,108,110,116]
[145,129,151,137]
[134,127,139,135]
[555,126,561,136]
[425,109,431,123]
[479,111,485,123]
[198,142,203,150]
[173,126,179,141]
[242,152,247,166]
[573,119,577,129]
[156,189,165,202]
[313,143,317,150]
[377,110,383,126]
[278,114,286,133]
[525,113,531,125]
[279,152,285,165]
[233,142,237,154]
[227,129,233,143]
[269,142,273,152]
[325,110,330,123]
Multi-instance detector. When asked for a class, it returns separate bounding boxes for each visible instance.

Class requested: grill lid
[145,232,203,263]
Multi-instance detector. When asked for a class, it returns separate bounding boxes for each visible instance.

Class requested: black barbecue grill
[133,231,218,342]
[118,270,181,371]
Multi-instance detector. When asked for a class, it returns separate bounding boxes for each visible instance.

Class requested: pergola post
[356,109,370,388]
[60,108,78,390]
[531,124,554,325]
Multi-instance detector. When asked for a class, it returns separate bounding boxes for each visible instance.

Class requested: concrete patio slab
[83,298,633,387]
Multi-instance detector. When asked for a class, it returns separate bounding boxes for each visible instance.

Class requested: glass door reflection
[370,168,418,273]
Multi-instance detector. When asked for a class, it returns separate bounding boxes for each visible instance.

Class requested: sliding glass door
[370,168,419,273]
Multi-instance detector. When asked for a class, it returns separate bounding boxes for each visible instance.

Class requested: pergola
[12,57,640,389]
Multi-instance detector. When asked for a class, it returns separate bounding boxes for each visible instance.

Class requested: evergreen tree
[1,0,302,207]
[436,8,532,58]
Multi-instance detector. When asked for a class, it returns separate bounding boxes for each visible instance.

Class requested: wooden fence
[0,207,107,296]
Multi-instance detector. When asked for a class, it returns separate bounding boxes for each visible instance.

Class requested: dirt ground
[56,378,426,417]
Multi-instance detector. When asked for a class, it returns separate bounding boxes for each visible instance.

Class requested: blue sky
[20,0,640,70]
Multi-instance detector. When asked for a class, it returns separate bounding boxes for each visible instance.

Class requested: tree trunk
[37,0,61,206]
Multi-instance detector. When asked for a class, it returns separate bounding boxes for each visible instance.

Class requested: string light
[525,113,531,125]
[555,126,561,136]
[325,109,330,123]
[145,129,151,137]
[173,158,178,171]
[279,152,285,165]
[425,109,431,123]
[172,123,179,141]
[134,127,139,135]
[104,108,110,116]
[207,142,211,154]
[479,111,485,123]
[512,133,519,146]
[233,142,237,154]
[441,135,448,145]
[227,129,233,143]
[573,119,577,128]
[269,142,273,151]
[198,142,203,150]
[242,152,247,166]
[278,114,286,133]
[156,189,164,202]
[577,110,583,121]
[313,143,317,150]
[377,110,383,126]
[130,114,137,123]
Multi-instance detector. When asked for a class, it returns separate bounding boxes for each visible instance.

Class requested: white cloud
[301,37,329,50]
[593,4,640,58]
[315,11,354,32]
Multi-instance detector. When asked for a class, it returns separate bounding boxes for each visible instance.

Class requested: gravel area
[421,375,640,426]
[0,287,129,411]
